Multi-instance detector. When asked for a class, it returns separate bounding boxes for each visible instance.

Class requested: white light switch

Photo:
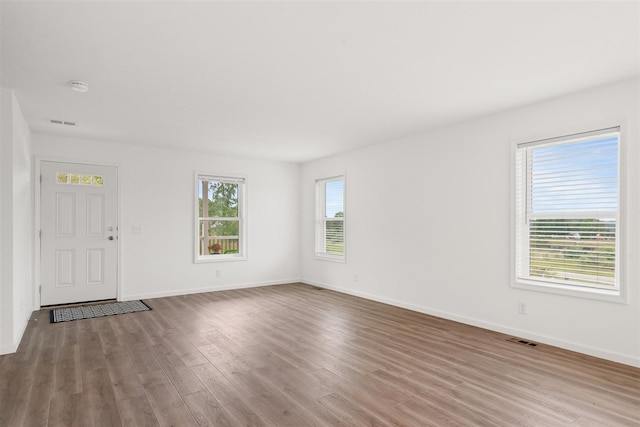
[132,225,144,234]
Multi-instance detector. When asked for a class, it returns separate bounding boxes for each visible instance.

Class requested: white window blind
[315,176,345,260]
[515,127,620,291]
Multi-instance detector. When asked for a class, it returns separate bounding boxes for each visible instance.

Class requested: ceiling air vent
[50,119,76,127]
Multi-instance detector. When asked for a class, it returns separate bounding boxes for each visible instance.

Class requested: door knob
[108,236,114,240]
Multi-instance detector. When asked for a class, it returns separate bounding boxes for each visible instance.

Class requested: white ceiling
[1,1,639,163]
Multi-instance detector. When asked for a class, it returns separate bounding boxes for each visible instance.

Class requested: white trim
[616,119,629,303]
[0,312,30,355]
[34,157,121,309]
[512,279,626,303]
[123,278,300,300]
[314,253,346,263]
[13,311,29,350]
[197,174,245,183]
[302,279,640,368]
[194,256,247,264]
[314,173,346,263]
[510,121,628,303]
[0,344,17,356]
[194,171,248,263]
[517,126,620,149]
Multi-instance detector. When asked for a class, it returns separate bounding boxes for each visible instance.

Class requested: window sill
[513,278,626,304]
[195,255,247,263]
[315,253,345,263]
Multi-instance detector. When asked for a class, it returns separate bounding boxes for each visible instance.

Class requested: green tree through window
[197,175,245,259]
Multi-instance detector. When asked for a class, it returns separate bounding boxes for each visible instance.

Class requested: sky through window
[530,134,618,216]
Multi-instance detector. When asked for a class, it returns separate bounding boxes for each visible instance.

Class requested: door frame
[34,157,122,309]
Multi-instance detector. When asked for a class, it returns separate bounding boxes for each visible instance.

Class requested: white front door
[40,161,118,305]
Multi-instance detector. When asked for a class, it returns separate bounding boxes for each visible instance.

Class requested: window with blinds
[315,176,345,261]
[515,127,620,292]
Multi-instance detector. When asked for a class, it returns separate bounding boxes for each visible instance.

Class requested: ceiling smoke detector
[70,80,89,93]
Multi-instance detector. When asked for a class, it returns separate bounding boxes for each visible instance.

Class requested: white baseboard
[0,311,30,356]
[122,278,302,301]
[2,280,302,355]
[0,344,17,356]
[14,312,30,350]
[302,279,640,368]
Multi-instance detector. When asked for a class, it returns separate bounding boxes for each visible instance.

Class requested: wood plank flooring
[1,283,638,426]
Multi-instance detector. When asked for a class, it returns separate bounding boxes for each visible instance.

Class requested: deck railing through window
[200,237,239,255]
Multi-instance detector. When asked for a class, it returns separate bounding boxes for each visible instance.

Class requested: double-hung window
[514,127,621,296]
[315,176,345,261]
[195,174,246,262]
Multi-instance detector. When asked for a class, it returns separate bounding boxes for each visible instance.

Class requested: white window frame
[195,172,247,263]
[315,175,346,262]
[512,126,626,303]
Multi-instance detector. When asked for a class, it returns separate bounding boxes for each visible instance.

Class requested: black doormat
[50,300,151,323]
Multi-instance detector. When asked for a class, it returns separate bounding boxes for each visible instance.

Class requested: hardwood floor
[1,283,638,426]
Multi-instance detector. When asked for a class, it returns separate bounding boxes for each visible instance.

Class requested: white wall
[32,136,301,301]
[5,78,639,368]
[0,89,33,355]
[11,93,33,344]
[301,78,640,367]
[0,89,13,354]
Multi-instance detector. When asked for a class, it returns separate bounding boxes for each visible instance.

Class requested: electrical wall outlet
[216,269,222,278]
[518,302,527,315]
[132,225,143,234]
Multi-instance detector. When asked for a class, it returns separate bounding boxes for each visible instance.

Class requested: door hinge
[39,230,42,239]
[40,174,42,183]
[39,286,41,294]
